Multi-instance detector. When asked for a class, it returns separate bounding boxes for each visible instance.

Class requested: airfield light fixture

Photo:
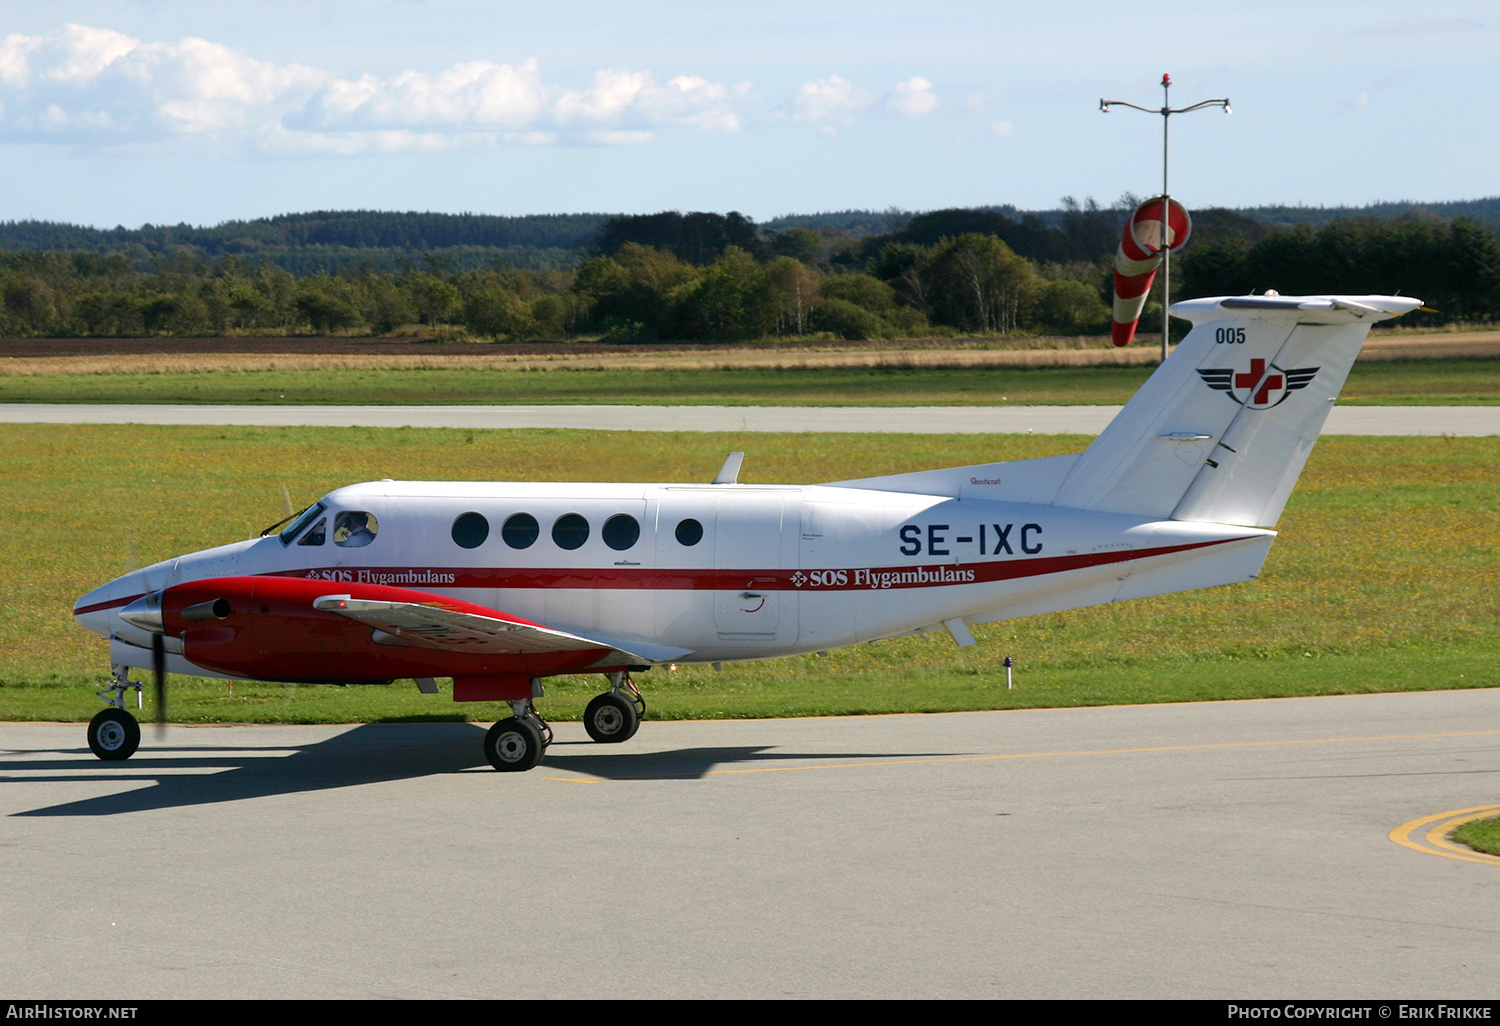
[1100,74,1231,360]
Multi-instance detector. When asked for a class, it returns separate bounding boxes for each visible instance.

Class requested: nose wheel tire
[484,717,545,772]
[88,708,141,761]
[584,692,641,744]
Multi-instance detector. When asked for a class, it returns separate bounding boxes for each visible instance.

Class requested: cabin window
[334,512,378,547]
[297,517,327,546]
[552,513,589,551]
[675,518,703,546]
[502,513,539,549]
[452,512,489,549]
[602,513,640,551]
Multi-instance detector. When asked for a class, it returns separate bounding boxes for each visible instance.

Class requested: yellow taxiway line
[1389,805,1500,866]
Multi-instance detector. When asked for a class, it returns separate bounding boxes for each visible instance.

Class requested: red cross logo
[1234,358,1284,406]
[1199,362,1319,409]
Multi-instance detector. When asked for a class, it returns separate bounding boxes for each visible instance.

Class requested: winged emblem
[1199,360,1319,409]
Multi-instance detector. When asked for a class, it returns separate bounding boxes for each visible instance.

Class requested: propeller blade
[152,630,167,734]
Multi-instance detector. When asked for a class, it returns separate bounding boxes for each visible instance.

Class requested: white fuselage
[77,477,1274,673]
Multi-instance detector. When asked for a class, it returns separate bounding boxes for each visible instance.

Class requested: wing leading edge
[311,593,691,667]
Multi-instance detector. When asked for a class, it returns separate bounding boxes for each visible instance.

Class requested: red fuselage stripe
[76,537,1255,617]
[269,538,1252,592]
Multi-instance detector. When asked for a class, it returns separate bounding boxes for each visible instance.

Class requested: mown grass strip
[0,425,1494,723]
[0,357,1497,406]
[1454,816,1500,856]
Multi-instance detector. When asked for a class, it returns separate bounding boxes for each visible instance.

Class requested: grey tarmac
[2,402,1498,434]
[3,688,1498,999]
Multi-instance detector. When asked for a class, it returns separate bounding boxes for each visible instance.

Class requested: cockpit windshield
[270,502,327,545]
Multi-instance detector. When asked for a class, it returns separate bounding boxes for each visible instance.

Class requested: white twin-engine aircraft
[73,293,1420,771]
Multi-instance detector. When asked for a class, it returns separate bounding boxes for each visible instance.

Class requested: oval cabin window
[602,513,640,551]
[552,513,589,551]
[451,512,489,549]
[502,513,539,549]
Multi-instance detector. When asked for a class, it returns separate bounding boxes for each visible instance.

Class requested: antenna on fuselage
[712,452,745,485]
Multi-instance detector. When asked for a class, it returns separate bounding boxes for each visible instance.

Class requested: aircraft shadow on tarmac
[7,723,957,816]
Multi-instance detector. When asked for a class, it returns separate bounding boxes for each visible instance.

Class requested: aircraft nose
[119,592,165,633]
[73,572,152,637]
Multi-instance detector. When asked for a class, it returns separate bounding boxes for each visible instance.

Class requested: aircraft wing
[311,594,690,666]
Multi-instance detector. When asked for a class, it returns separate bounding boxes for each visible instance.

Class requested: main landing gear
[485,698,554,773]
[584,671,644,744]
[88,666,143,761]
[483,672,646,772]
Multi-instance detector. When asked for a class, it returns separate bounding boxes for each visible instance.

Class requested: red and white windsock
[1111,196,1192,347]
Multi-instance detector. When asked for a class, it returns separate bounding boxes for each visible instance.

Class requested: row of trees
[0,233,1116,340]
[1,208,1496,340]
[1178,217,1500,322]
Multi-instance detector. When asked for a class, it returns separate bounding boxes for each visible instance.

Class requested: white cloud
[551,69,746,133]
[0,25,755,152]
[38,24,134,85]
[989,120,1016,138]
[293,60,550,131]
[0,24,963,155]
[587,130,655,146]
[886,77,937,118]
[788,74,944,131]
[0,24,327,143]
[790,74,873,124]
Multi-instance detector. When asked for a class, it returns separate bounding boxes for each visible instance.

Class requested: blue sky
[0,1,1494,227]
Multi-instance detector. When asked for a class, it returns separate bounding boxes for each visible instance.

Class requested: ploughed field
[2,329,1497,406]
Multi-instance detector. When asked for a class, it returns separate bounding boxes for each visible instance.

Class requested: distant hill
[766,197,1500,236]
[0,198,1493,274]
[0,210,613,273]
[1232,197,1500,226]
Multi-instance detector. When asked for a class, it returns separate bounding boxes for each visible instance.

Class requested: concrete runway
[4,688,1498,999]
[3,402,1499,435]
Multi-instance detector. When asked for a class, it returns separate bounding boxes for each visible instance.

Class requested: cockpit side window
[297,517,327,546]
[334,511,378,547]
[280,502,327,545]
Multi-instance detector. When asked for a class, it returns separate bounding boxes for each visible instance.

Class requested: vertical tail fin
[1050,294,1421,527]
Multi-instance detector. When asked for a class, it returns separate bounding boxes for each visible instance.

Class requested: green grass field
[1,357,1498,405]
[1,424,1494,725]
[1454,817,1500,856]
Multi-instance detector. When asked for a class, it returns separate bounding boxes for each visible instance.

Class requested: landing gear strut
[584,671,645,744]
[89,665,143,761]
[484,697,551,772]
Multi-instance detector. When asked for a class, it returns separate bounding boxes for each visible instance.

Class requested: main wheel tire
[88,708,140,761]
[584,692,640,744]
[484,717,544,772]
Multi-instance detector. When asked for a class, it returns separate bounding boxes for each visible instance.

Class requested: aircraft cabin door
[713,490,798,647]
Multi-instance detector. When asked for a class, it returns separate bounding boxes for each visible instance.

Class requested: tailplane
[1050,294,1421,527]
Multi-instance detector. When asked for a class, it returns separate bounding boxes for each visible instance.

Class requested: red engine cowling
[158,576,610,689]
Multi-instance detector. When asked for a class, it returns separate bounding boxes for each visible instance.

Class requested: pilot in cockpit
[334,511,378,547]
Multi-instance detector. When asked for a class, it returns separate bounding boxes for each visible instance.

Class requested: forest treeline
[0,202,1496,340]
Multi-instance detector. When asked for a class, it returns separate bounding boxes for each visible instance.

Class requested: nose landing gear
[87,707,141,761]
[88,666,144,761]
